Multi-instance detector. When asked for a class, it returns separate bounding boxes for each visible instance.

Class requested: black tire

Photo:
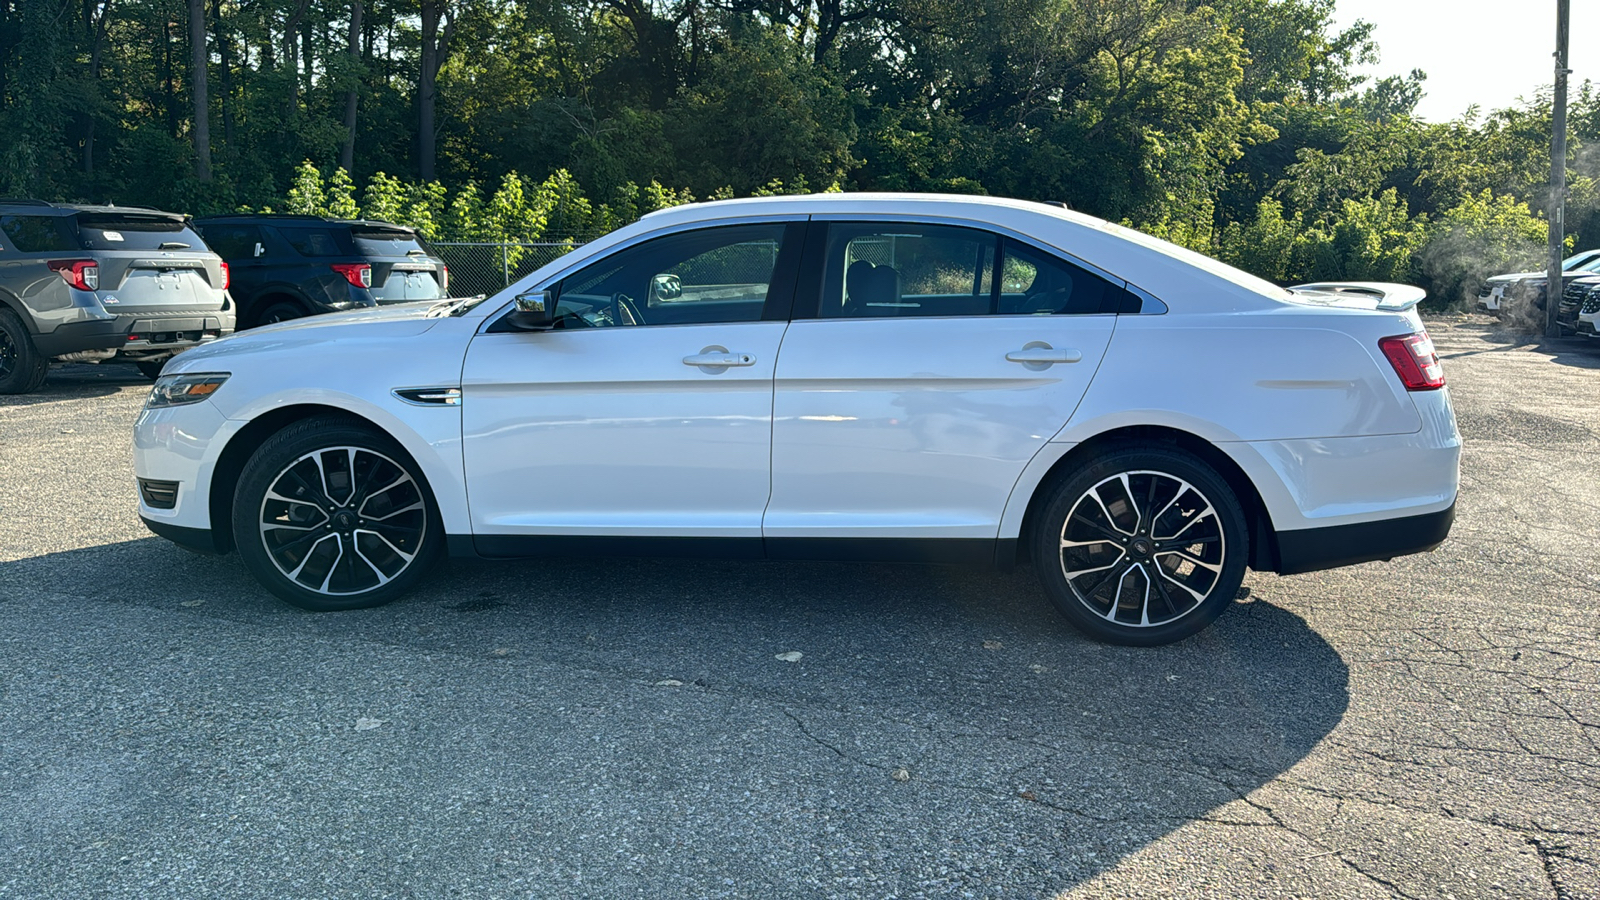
[232,415,442,611]
[254,301,307,328]
[135,359,166,380]
[0,308,49,394]
[1031,445,1249,646]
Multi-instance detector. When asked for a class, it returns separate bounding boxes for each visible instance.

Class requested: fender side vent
[393,387,462,406]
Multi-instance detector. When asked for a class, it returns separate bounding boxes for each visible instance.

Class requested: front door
[765,222,1120,553]
[461,222,803,554]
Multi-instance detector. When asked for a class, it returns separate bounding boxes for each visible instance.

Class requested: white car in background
[134,194,1460,645]
[1478,248,1600,314]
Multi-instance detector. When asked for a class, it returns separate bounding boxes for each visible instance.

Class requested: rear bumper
[1274,502,1455,575]
[37,312,235,359]
[32,319,126,356]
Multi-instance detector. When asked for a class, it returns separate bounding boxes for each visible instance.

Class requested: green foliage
[326,169,361,220]
[361,173,408,226]
[1418,190,1550,307]
[285,161,328,216]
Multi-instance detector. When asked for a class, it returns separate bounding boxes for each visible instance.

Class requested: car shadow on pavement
[0,537,1348,895]
[0,363,150,406]
[1441,326,1600,370]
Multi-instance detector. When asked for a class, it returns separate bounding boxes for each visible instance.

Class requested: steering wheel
[610,292,643,326]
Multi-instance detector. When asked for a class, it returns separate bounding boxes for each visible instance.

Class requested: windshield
[74,214,207,252]
[353,229,435,258]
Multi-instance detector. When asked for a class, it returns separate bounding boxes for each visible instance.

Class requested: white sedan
[134,194,1460,645]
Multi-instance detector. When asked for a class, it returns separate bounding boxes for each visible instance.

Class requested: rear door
[764,222,1121,552]
[460,221,803,552]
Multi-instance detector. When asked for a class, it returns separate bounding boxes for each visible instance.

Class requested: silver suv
[0,200,236,393]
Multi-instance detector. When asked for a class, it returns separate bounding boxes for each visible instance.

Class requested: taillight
[47,259,99,291]
[219,261,230,291]
[331,262,373,289]
[439,264,449,293]
[1379,332,1445,391]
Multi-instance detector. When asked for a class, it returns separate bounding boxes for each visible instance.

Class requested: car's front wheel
[1032,445,1249,646]
[232,416,441,611]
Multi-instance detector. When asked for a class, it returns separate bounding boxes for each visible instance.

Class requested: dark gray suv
[0,200,236,393]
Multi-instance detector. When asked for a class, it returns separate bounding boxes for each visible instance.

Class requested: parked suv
[0,200,235,393]
[193,215,448,327]
[1477,248,1600,315]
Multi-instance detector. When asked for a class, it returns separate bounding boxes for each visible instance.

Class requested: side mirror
[648,273,682,303]
[506,290,555,331]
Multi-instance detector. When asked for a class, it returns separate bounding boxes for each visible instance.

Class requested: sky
[1330,0,1597,122]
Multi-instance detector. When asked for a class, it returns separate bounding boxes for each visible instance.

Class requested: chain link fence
[433,241,595,298]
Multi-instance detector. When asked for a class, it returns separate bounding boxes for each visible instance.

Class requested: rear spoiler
[1288,282,1427,312]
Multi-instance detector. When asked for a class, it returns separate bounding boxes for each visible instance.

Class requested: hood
[163,301,445,373]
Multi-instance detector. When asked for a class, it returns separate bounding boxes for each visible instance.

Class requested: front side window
[0,215,77,253]
[551,224,787,328]
[818,222,1128,317]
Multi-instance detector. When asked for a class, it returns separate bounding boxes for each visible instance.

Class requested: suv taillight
[219,261,230,291]
[1379,332,1445,391]
[440,264,448,293]
[47,260,99,291]
[331,262,373,289]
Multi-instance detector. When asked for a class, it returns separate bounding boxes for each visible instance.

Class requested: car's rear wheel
[1032,446,1249,646]
[255,301,307,327]
[0,309,49,394]
[232,416,441,611]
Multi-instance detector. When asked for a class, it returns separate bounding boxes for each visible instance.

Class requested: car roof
[627,192,1291,309]
[194,213,416,232]
[0,200,185,218]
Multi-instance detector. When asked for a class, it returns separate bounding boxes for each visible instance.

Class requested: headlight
[147,373,229,408]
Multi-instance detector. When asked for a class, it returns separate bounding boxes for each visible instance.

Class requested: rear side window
[277,227,351,257]
[352,228,433,258]
[197,224,264,259]
[75,215,206,251]
[0,215,77,253]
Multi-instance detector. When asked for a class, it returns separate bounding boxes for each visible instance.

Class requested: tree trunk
[213,0,234,151]
[418,0,449,181]
[340,0,363,172]
[188,0,211,180]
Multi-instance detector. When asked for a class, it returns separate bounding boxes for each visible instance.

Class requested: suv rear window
[0,215,77,253]
[75,215,207,252]
[352,228,434,258]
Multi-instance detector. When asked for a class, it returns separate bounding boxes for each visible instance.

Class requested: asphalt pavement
[0,317,1595,899]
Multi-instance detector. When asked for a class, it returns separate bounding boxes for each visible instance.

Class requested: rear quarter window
[75,215,207,252]
[277,227,352,257]
[0,215,78,253]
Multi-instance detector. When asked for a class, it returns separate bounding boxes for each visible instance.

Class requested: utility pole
[1547,0,1570,338]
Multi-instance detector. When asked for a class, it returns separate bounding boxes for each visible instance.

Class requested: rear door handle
[1005,345,1081,365]
[683,351,756,368]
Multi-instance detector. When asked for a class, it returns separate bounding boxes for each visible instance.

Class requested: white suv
[134,194,1460,645]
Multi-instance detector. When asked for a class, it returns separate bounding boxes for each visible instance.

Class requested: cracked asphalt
[1,317,1596,899]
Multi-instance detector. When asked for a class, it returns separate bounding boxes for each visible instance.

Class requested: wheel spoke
[1070,512,1128,544]
[1155,563,1210,603]
[356,527,417,564]
[1088,487,1135,536]
[1155,548,1222,573]
[1062,549,1127,579]
[365,499,425,522]
[1159,504,1215,542]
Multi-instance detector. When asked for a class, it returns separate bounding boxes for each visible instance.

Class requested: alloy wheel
[1057,470,1227,628]
[258,446,428,595]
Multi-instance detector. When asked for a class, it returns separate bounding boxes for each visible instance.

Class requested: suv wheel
[1032,445,1249,646]
[256,301,307,327]
[232,416,442,611]
[0,309,49,394]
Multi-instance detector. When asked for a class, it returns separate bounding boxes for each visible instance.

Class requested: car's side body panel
[460,321,790,539]
[766,315,1115,539]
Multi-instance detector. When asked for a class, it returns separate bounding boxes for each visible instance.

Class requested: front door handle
[1005,344,1081,365]
[683,350,756,368]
